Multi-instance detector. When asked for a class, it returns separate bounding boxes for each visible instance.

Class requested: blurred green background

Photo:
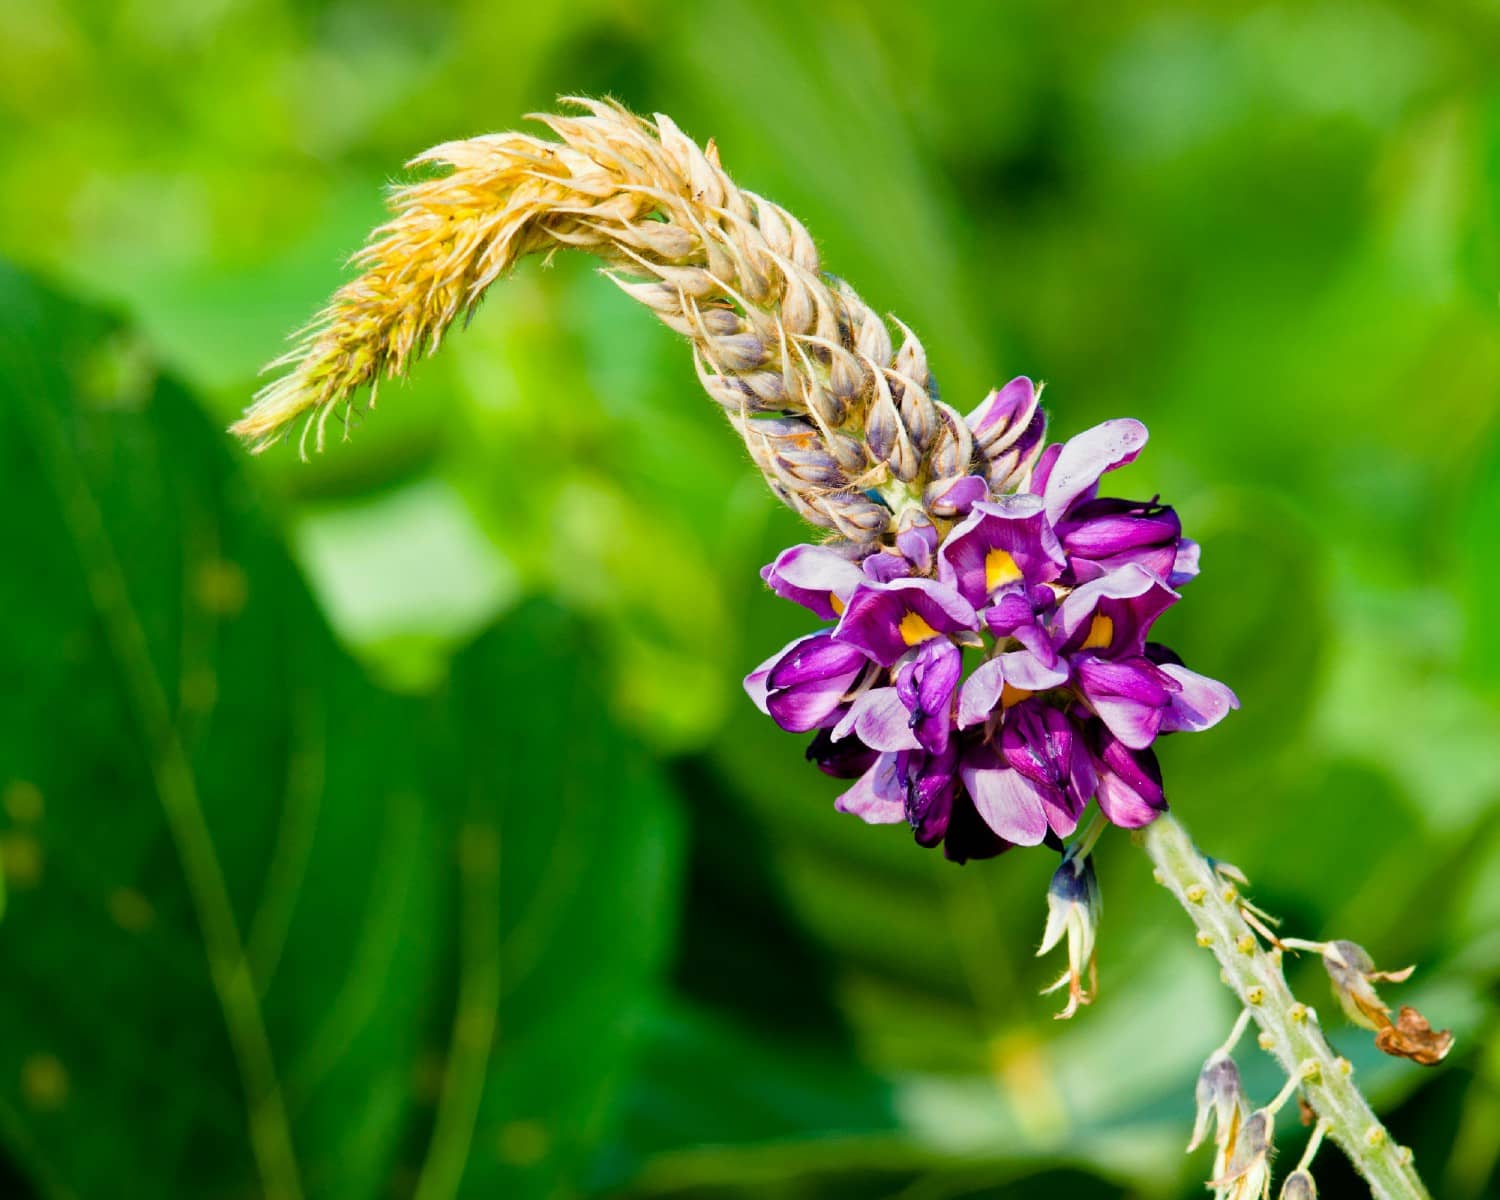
[1,1,1498,1197]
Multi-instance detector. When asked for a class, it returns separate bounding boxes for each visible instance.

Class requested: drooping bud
[1188,1052,1248,1159]
[1037,850,1101,1020]
[1280,1170,1316,1199]
[1211,1109,1274,1200]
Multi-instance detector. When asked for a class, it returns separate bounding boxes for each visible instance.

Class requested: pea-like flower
[745,394,1238,862]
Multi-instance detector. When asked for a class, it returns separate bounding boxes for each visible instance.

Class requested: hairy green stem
[1141,812,1430,1200]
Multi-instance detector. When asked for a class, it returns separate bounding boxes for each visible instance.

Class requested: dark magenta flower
[830,576,978,666]
[744,410,1238,862]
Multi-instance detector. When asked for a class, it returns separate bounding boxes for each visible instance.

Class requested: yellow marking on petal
[1001,684,1033,709]
[899,610,940,646]
[985,547,1023,592]
[1081,614,1114,651]
[829,592,846,616]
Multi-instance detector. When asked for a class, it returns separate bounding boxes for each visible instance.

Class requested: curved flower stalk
[237,101,1448,1199]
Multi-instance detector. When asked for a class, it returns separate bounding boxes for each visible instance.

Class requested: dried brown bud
[1285,938,1452,1068]
[1374,1005,1454,1066]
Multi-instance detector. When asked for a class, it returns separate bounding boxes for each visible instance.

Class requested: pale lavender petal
[833,687,922,751]
[1158,663,1240,733]
[995,649,1069,692]
[957,658,1006,729]
[835,753,906,824]
[1171,539,1201,586]
[896,517,939,571]
[1041,418,1149,526]
[959,747,1050,845]
[862,551,911,583]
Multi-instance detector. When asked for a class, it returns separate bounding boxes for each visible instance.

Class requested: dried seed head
[233,99,952,542]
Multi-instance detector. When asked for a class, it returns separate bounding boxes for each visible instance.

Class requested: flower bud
[1212,1109,1273,1200]
[1280,1170,1316,1200]
[1188,1052,1247,1158]
[1037,851,1101,1020]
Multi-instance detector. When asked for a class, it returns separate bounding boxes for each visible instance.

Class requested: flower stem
[1140,812,1431,1200]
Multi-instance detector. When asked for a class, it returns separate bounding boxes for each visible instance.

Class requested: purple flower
[746,631,869,734]
[938,494,1066,608]
[831,577,978,666]
[761,543,865,619]
[745,407,1238,863]
[894,637,964,753]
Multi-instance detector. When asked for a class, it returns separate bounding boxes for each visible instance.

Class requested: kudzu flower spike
[746,403,1238,860]
[243,101,1446,1200]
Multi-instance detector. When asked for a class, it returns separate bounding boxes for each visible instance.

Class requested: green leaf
[0,267,681,1199]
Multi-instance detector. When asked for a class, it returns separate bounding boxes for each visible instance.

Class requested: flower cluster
[745,378,1237,862]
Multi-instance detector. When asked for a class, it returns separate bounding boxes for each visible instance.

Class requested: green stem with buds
[1140,812,1431,1200]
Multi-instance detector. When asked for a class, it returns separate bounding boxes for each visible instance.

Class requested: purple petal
[767,672,863,733]
[1059,498,1181,557]
[762,544,866,619]
[1092,731,1166,828]
[903,744,959,846]
[832,687,922,751]
[967,376,1037,447]
[959,744,1050,846]
[982,590,1037,637]
[835,753,906,824]
[1158,663,1240,733]
[895,639,962,754]
[896,517,940,571]
[1075,655,1177,750]
[768,633,869,689]
[1041,419,1149,526]
[744,633,824,714]
[862,550,912,583]
[926,474,990,517]
[833,577,977,666]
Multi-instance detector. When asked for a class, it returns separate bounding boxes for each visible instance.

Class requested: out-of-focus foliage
[0,2,1497,1198]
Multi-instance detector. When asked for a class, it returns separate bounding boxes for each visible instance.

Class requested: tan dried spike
[232,98,952,542]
